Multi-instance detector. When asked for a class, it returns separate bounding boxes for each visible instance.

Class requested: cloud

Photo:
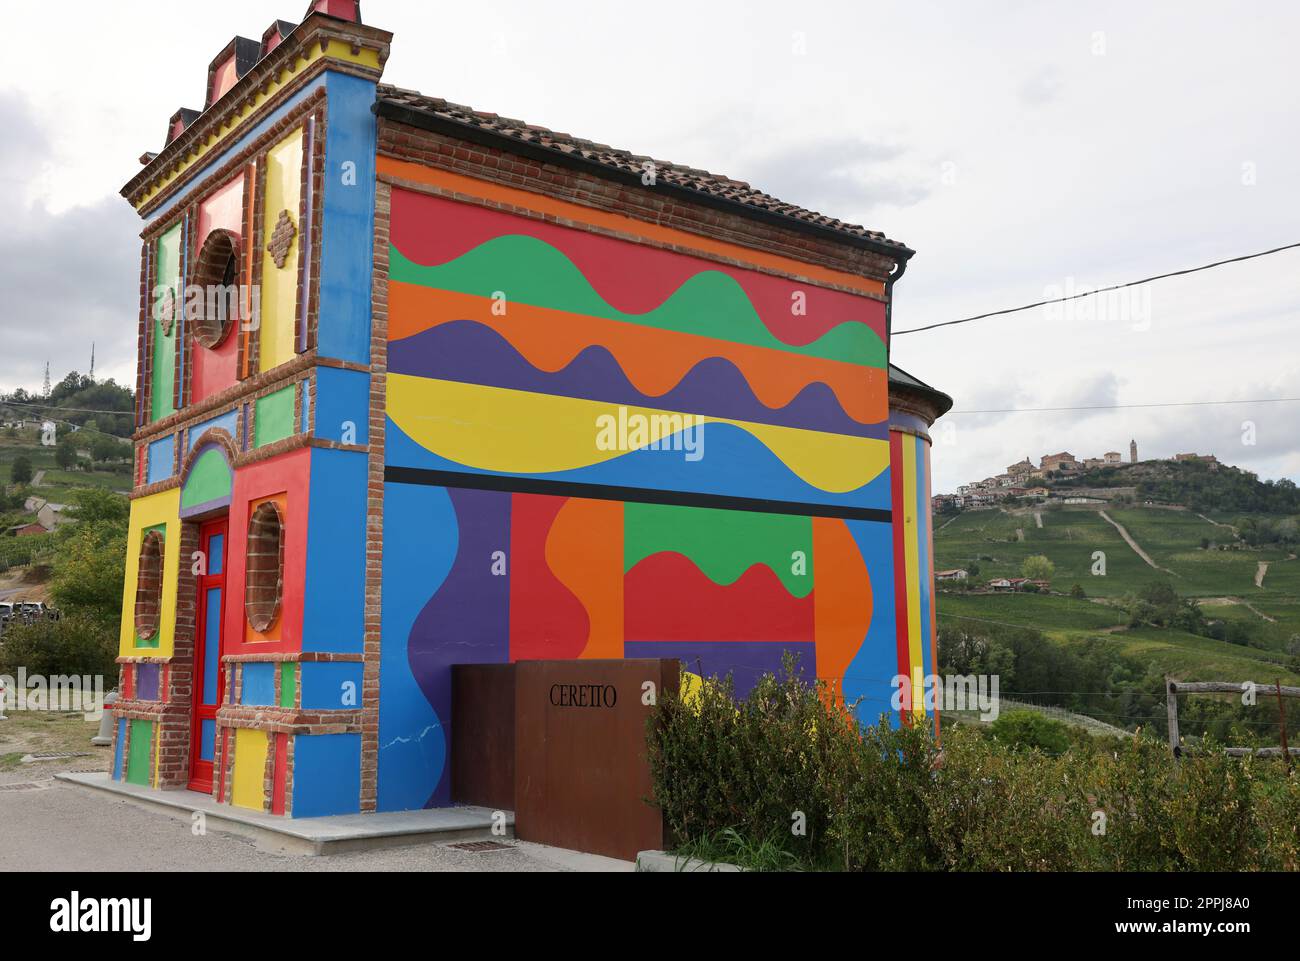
[739,135,933,220]
[0,92,139,393]
[1018,66,1064,107]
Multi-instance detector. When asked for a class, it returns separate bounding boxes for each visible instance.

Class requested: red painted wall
[190,174,245,404]
[223,447,310,657]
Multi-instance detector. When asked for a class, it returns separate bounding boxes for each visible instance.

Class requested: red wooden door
[189,519,228,793]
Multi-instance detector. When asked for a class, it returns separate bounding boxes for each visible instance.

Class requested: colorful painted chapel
[112,0,952,817]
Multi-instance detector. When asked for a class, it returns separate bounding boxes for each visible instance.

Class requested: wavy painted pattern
[624,502,813,596]
[387,376,892,510]
[625,553,814,643]
[377,483,896,809]
[390,316,885,439]
[391,188,888,349]
[390,287,884,428]
[390,239,886,368]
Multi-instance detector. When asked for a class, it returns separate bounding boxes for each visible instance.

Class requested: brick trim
[125,16,391,213]
[377,120,898,288]
[359,181,391,812]
[178,427,240,481]
[136,244,150,428]
[135,351,316,444]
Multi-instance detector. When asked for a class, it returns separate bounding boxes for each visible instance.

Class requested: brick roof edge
[374,89,915,264]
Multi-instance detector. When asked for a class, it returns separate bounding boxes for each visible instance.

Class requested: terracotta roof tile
[376,84,909,252]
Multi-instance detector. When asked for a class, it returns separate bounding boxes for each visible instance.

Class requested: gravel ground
[0,771,629,872]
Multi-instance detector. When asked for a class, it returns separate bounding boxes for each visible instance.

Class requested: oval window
[134,531,165,641]
[190,228,241,349]
[245,502,284,633]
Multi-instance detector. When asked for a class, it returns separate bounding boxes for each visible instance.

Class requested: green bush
[989,710,1071,754]
[646,662,1300,872]
[0,615,118,681]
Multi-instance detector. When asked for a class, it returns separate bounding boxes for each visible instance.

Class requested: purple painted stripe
[623,641,817,699]
[390,321,886,440]
[407,486,512,807]
[137,664,161,702]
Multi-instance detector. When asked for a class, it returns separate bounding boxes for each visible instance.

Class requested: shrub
[0,615,118,681]
[989,710,1071,754]
[646,663,1300,872]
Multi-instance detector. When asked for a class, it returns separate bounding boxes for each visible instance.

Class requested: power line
[0,398,133,418]
[894,241,1300,336]
[950,396,1300,415]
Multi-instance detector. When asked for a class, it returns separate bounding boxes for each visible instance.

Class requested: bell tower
[1130,439,1138,463]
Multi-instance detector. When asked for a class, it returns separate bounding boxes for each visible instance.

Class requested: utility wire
[894,241,1300,336]
[0,398,133,418]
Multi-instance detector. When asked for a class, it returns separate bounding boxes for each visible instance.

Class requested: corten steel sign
[451,665,516,812]
[514,659,680,861]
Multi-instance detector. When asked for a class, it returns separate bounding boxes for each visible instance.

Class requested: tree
[55,433,79,470]
[91,433,125,464]
[1021,555,1055,581]
[11,455,33,485]
[62,488,129,527]
[49,489,130,631]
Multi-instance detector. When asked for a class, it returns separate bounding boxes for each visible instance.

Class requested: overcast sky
[2,0,1296,492]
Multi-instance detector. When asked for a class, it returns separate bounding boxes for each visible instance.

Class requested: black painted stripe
[383,466,892,524]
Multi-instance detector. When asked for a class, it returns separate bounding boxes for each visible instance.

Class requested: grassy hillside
[0,432,131,505]
[936,504,1299,600]
[935,503,1300,697]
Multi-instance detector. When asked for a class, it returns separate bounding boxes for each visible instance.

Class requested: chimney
[261,19,299,57]
[205,37,262,109]
[302,0,362,23]
[164,108,201,147]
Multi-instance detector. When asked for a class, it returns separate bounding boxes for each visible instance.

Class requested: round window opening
[245,502,284,633]
[190,229,241,349]
[133,531,165,641]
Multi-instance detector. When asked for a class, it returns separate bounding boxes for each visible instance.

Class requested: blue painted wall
[147,435,175,484]
[292,733,361,818]
[313,366,370,446]
[301,661,364,710]
[317,71,378,365]
[302,447,368,653]
[241,662,277,706]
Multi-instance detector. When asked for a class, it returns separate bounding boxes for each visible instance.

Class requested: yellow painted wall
[232,727,270,811]
[259,129,304,373]
[118,488,183,658]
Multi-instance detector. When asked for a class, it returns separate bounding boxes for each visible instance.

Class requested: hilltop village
[933,441,1220,511]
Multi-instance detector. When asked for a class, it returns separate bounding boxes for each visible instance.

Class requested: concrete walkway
[57,771,512,856]
[0,772,633,871]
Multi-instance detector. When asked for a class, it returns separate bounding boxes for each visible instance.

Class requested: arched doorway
[179,433,236,792]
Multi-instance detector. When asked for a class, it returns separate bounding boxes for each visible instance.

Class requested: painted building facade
[112,2,950,817]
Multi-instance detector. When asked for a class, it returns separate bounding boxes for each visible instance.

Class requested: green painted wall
[624,502,814,597]
[280,662,296,708]
[254,386,296,448]
[181,448,233,511]
[126,719,153,786]
[151,226,181,423]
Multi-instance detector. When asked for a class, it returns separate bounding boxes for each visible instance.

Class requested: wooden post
[1165,676,1181,759]
[1278,680,1292,774]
